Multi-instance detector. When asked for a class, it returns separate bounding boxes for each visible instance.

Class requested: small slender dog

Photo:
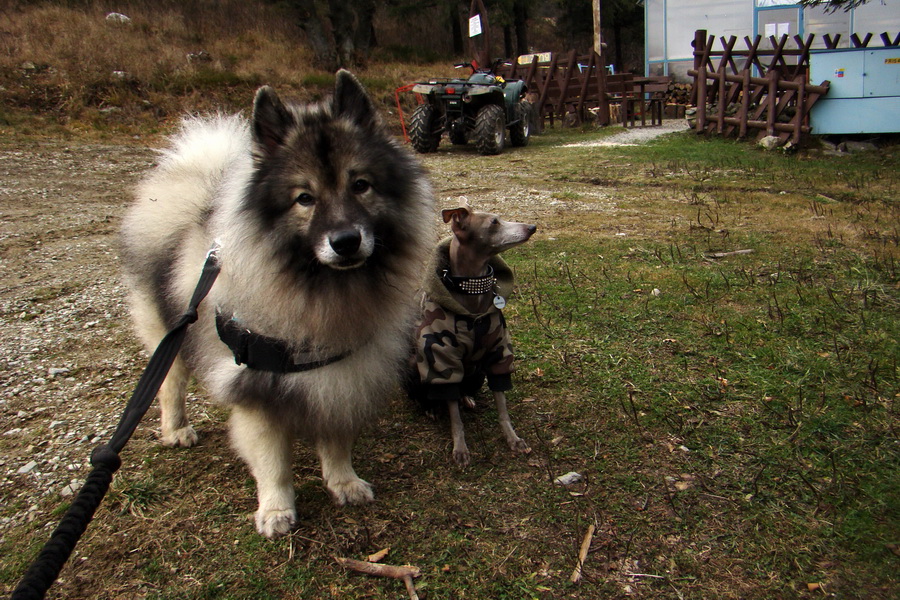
[410,206,536,466]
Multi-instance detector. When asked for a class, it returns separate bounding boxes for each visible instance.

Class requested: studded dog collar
[441,265,497,295]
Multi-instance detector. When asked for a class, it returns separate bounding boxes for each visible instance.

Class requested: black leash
[11,247,221,600]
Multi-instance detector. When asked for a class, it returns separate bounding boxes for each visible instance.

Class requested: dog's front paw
[453,446,471,467]
[508,437,531,455]
[255,508,297,539]
[328,477,374,506]
[160,425,198,448]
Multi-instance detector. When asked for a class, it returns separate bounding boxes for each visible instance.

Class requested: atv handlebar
[454,59,512,75]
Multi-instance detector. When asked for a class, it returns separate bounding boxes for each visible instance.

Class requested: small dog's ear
[442,207,470,225]
[252,86,294,156]
[333,70,378,128]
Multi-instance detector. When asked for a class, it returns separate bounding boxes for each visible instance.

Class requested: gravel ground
[0,141,155,539]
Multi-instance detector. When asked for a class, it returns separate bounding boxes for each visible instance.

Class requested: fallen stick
[570,523,596,583]
[705,249,754,259]
[335,556,421,600]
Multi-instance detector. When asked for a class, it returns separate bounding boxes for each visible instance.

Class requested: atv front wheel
[409,104,441,153]
[474,104,505,155]
[509,100,531,147]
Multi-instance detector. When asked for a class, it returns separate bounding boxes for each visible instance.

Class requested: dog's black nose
[329,230,362,257]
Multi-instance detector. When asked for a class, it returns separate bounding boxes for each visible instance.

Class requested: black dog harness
[216,312,350,373]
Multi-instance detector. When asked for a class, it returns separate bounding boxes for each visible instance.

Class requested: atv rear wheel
[409,104,441,153]
[509,100,531,147]
[474,104,505,155]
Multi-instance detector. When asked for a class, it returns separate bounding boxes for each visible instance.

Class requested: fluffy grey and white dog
[120,71,434,538]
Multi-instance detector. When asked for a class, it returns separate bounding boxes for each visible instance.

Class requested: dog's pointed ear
[252,86,295,156]
[442,207,470,230]
[333,70,379,127]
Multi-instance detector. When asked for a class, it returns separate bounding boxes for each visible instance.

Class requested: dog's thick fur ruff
[120,71,434,537]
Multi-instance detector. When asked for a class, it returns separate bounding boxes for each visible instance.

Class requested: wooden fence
[688,28,900,143]
[497,50,611,128]
[689,29,834,144]
[496,51,670,129]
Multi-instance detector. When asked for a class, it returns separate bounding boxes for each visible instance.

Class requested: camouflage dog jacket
[414,238,516,402]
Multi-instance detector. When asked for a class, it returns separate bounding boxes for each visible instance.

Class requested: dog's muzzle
[316,227,374,269]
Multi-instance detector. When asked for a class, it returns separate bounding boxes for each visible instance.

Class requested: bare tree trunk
[329,1,354,68]
[295,0,375,71]
[450,5,464,56]
[298,1,338,71]
[503,24,513,58]
[513,1,528,56]
[613,24,624,73]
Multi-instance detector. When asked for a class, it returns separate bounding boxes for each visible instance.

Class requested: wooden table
[624,77,663,128]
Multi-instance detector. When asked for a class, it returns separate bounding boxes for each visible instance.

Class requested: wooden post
[691,30,707,106]
[739,68,750,138]
[537,52,560,128]
[717,64,726,134]
[577,51,596,124]
[793,74,806,145]
[697,65,707,132]
[596,51,611,126]
[524,55,539,91]
[555,50,578,122]
[766,69,778,137]
[851,32,873,48]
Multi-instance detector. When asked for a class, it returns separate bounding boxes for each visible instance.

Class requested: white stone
[18,461,38,474]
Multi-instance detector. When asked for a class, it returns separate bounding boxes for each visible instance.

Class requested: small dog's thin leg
[494,390,530,454]
[158,357,198,447]
[448,398,471,467]
[229,406,297,539]
[317,436,374,506]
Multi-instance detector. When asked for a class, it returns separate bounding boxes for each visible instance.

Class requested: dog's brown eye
[294,192,315,206]
[351,179,370,194]
[491,218,499,226]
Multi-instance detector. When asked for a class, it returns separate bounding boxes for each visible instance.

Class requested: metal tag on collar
[493,294,506,309]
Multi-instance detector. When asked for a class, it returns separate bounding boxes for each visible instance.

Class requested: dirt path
[563,119,690,147]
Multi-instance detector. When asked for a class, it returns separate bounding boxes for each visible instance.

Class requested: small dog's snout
[329,230,362,257]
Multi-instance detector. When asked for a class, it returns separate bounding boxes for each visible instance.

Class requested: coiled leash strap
[12,247,221,600]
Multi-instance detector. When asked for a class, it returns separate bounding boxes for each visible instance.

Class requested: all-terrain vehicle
[408,60,531,155]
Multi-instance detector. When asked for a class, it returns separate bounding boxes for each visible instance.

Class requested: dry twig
[570,523,596,583]
[335,556,421,600]
[705,249,754,259]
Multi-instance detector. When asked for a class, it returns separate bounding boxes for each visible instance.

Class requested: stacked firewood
[665,81,693,105]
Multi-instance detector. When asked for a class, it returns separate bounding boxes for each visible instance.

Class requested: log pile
[665,82,692,105]
[663,81,692,119]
